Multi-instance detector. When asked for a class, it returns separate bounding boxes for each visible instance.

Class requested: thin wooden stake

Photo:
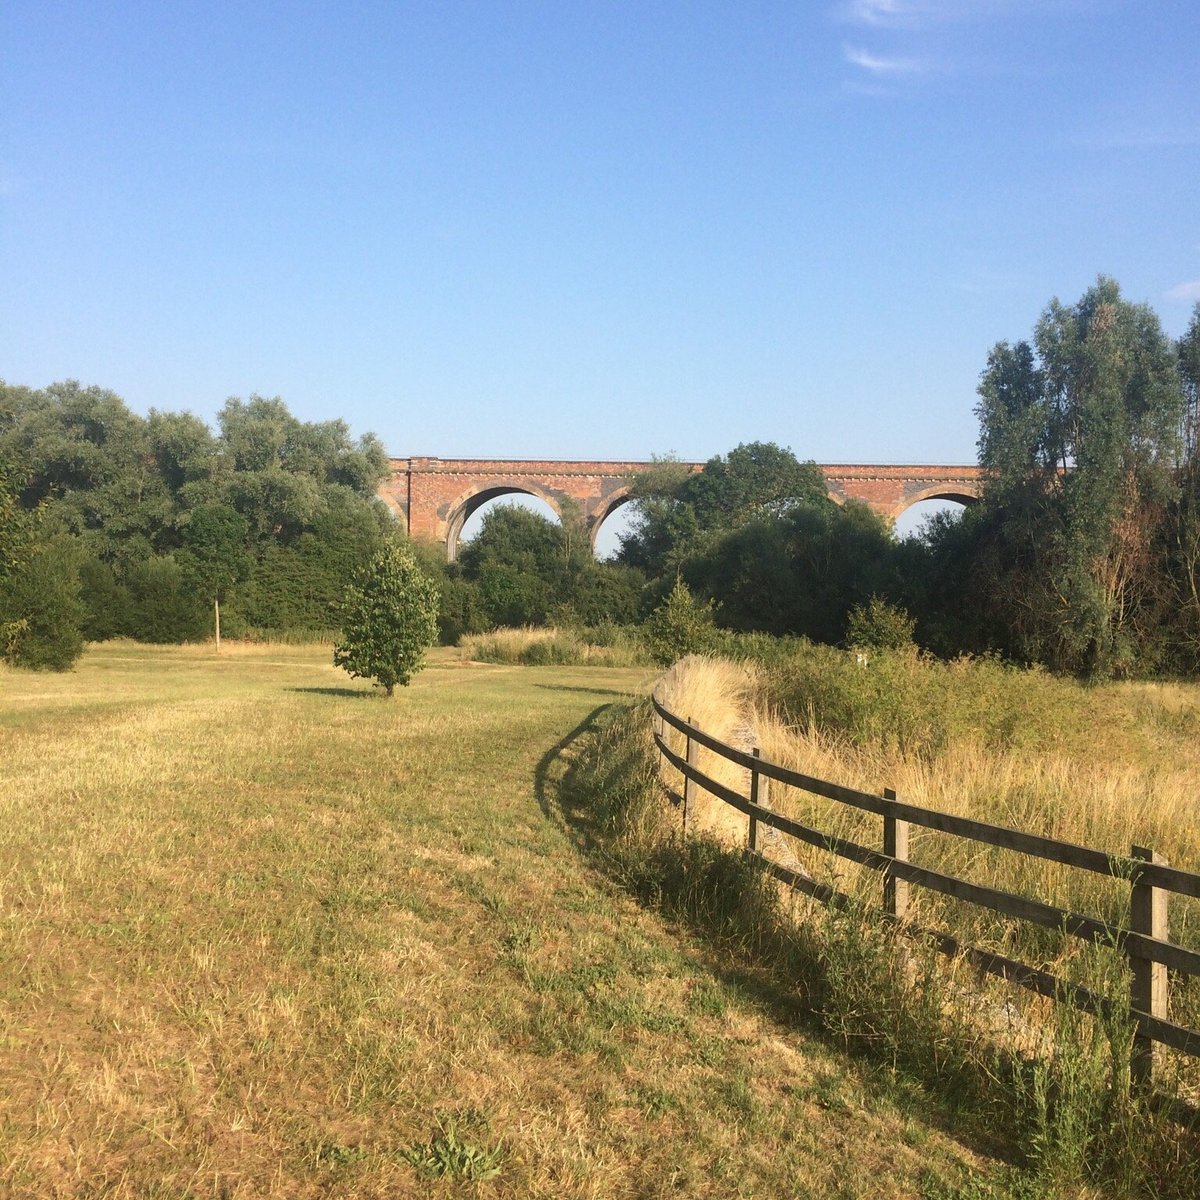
[749,748,770,853]
[883,787,909,920]
[682,720,697,839]
[1130,844,1168,1087]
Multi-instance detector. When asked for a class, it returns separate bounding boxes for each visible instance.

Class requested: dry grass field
[0,643,1017,1199]
[642,653,1200,1196]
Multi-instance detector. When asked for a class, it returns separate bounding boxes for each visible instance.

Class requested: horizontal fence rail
[651,694,1200,1081]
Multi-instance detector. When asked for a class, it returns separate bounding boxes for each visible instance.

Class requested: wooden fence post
[748,748,769,853]
[1130,844,1168,1087]
[682,719,697,839]
[883,787,909,921]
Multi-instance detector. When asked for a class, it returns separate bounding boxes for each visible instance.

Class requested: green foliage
[973,276,1184,677]
[450,501,644,637]
[616,443,905,652]
[459,504,572,627]
[688,440,829,526]
[0,534,85,670]
[643,578,716,665]
[179,504,252,641]
[753,640,1085,760]
[400,1116,506,1181]
[0,380,174,569]
[461,625,651,667]
[125,556,209,643]
[617,442,827,577]
[1165,303,1200,669]
[0,381,393,644]
[334,543,439,695]
[77,555,133,640]
[845,596,916,652]
[0,458,85,670]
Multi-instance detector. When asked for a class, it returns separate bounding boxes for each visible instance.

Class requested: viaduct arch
[378,457,985,560]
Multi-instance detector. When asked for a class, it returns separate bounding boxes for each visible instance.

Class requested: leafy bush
[845,596,916,652]
[643,578,716,665]
[334,542,439,695]
[0,535,85,670]
[125,556,209,643]
[739,640,1083,759]
[460,625,651,667]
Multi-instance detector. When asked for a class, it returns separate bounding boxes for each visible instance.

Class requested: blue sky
[3,0,1198,472]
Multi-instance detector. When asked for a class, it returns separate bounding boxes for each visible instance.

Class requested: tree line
[425,277,1200,680]
[3,277,1199,679]
[0,384,394,666]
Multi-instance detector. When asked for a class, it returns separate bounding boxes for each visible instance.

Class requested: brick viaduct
[378,457,984,560]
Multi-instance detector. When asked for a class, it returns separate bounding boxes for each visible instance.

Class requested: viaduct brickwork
[378,457,985,559]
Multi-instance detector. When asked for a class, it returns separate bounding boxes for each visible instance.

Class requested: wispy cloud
[836,1,944,88]
[843,0,914,25]
[840,0,1053,25]
[843,44,925,74]
[1167,280,1200,304]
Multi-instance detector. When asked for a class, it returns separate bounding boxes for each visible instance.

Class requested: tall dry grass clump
[653,655,762,846]
[459,625,651,667]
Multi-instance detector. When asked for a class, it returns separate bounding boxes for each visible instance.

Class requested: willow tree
[974,277,1184,676]
[1166,304,1200,667]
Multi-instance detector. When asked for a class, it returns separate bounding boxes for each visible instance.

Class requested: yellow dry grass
[652,655,763,845]
[652,653,1200,1107]
[0,642,1010,1198]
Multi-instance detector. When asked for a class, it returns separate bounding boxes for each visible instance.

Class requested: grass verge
[561,652,1200,1198]
[1,642,1011,1198]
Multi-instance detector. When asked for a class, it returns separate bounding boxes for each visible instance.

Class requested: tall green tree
[179,505,252,649]
[974,276,1183,675]
[0,380,174,569]
[617,442,827,577]
[1165,303,1200,666]
[458,504,582,628]
[0,454,85,669]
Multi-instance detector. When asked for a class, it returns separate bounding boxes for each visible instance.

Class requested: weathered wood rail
[652,694,1200,1084]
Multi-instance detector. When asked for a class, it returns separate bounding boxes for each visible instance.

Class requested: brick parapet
[381,457,985,556]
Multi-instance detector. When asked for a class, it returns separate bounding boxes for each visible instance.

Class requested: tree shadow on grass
[533,683,638,699]
[289,686,377,699]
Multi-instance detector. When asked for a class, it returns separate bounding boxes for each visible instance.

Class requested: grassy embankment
[583,645,1200,1197]
[1,642,1014,1199]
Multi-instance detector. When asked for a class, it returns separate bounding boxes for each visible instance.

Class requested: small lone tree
[845,596,916,653]
[334,542,439,696]
[643,577,716,665]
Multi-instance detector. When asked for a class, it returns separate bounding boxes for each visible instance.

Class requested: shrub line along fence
[651,694,1200,1086]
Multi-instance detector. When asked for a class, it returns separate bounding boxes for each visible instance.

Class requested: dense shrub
[0,535,85,669]
[125,557,209,643]
[845,596,916,652]
[643,578,716,665]
[750,639,1086,759]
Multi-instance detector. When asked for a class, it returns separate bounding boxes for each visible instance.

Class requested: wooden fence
[652,694,1200,1085]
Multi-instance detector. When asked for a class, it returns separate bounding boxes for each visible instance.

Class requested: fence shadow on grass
[532,703,614,858]
[534,700,1061,1179]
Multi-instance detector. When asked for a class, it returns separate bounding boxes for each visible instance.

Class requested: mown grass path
[1,644,1008,1198]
